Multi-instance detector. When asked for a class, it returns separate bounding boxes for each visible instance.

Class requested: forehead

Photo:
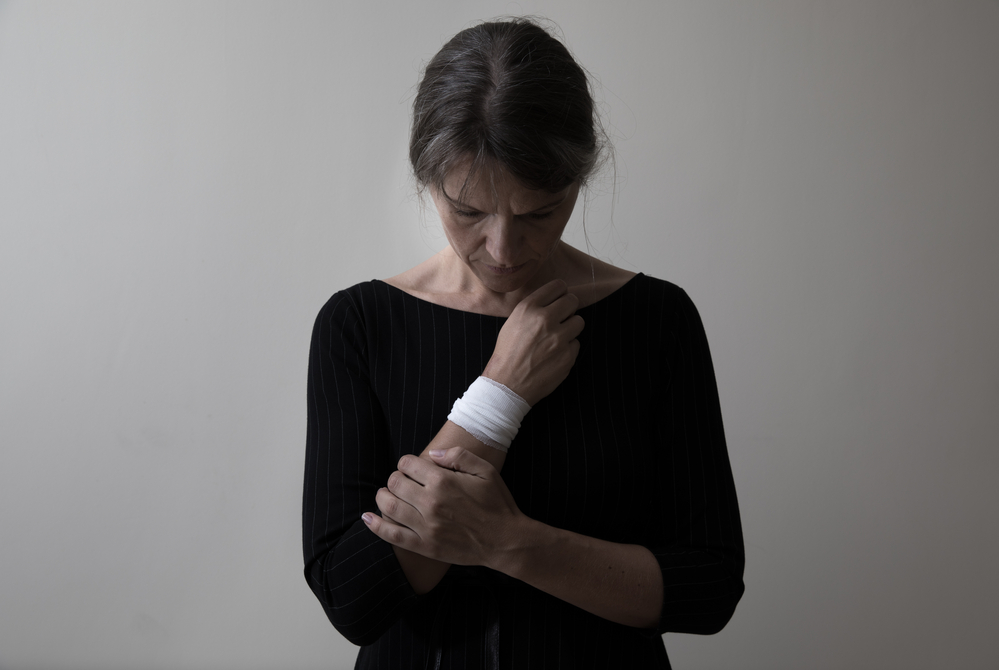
[441,159,566,208]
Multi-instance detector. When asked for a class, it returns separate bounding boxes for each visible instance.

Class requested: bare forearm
[392,421,507,594]
[384,430,662,628]
[490,517,663,629]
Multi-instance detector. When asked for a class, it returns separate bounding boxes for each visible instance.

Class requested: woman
[304,18,744,669]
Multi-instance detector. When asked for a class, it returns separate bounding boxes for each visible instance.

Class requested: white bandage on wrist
[447,376,531,452]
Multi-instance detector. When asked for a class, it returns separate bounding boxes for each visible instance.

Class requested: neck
[442,242,585,317]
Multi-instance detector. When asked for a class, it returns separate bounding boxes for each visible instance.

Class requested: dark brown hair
[410,18,605,197]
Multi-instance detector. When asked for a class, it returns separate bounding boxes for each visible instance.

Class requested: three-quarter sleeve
[650,287,745,635]
[303,277,743,665]
[302,291,418,646]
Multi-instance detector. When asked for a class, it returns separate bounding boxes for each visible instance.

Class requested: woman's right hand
[482,279,585,406]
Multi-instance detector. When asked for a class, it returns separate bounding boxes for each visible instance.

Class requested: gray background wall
[1,1,997,668]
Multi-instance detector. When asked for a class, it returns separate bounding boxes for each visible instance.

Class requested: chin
[475,270,532,294]
[469,258,526,281]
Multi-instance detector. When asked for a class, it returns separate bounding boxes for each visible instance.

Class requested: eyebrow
[440,187,567,213]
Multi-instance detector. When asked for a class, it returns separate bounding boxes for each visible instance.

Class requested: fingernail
[429,449,445,458]
[361,513,373,525]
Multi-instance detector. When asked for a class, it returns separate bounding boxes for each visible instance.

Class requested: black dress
[303,274,744,669]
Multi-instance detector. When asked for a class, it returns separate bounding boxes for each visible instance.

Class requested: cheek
[539,222,569,250]
[441,220,478,256]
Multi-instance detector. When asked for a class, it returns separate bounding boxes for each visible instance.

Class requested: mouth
[483,262,527,276]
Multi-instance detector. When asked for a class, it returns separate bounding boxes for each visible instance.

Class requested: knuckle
[375,487,394,507]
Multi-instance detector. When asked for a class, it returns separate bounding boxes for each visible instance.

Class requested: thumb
[428,447,491,478]
[525,278,568,308]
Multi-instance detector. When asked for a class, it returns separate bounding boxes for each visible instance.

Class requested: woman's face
[431,161,579,296]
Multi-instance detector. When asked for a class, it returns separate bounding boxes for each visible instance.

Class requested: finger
[362,511,419,549]
[525,278,568,307]
[565,338,581,365]
[376,486,425,528]
[427,446,494,478]
[386,469,429,507]
[367,509,404,529]
[562,313,585,339]
[395,453,441,486]
[548,291,580,323]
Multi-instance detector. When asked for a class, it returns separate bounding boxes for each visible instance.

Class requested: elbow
[304,563,385,647]
[304,551,418,647]
[329,613,387,648]
[686,586,744,635]
[658,566,745,635]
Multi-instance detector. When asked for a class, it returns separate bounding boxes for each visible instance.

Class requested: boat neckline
[370,272,645,318]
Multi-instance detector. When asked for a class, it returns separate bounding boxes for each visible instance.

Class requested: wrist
[447,376,530,452]
[487,514,549,578]
[481,360,533,406]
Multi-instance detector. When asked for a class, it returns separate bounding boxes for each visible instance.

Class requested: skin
[367,160,662,630]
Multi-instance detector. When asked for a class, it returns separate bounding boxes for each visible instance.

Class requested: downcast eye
[527,211,556,221]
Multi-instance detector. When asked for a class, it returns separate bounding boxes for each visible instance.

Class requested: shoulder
[634,277,713,354]
[312,280,397,342]
[310,281,411,366]
[599,273,687,309]
[600,274,707,335]
[317,280,393,316]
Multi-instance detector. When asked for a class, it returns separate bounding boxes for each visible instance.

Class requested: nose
[484,215,523,266]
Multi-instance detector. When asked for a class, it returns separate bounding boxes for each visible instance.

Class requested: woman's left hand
[366,447,665,629]
[364,447,524,568]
